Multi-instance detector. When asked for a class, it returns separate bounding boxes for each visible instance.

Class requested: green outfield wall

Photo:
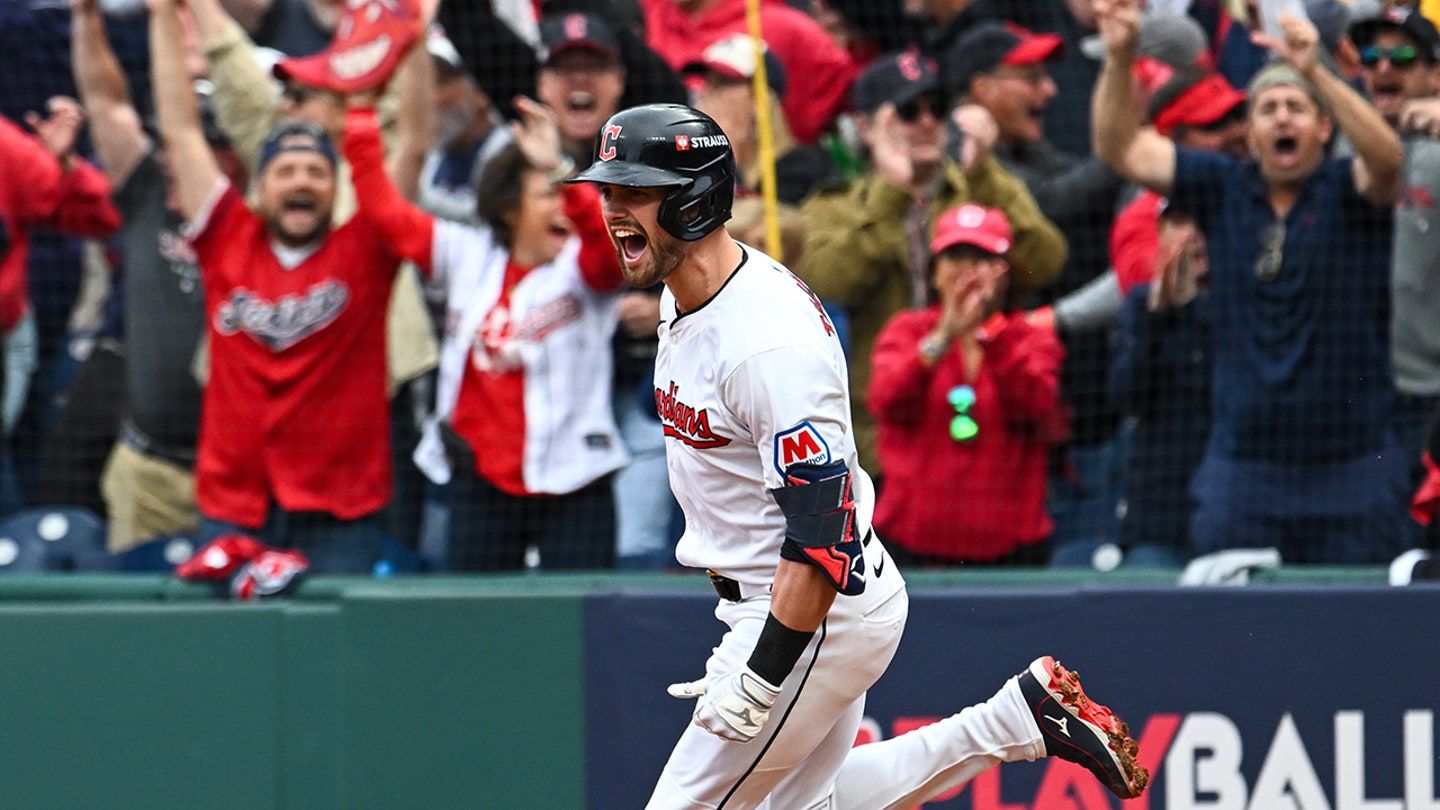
[0,576,591,810]
[0,568,1396,809]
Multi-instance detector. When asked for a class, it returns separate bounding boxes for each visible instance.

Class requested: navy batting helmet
[568,104,736,241]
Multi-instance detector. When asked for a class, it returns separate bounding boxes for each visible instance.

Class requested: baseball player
[568,104,1149,808]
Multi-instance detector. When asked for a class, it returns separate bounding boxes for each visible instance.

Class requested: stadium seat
[116,535,198,573]
[0,530,49,573]
[0,507,107,571]
[374,537,425,576]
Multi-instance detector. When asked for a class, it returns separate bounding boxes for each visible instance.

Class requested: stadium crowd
[0,0,1438,577]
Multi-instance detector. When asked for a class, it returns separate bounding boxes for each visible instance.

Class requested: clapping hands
[1148,215,1206,312]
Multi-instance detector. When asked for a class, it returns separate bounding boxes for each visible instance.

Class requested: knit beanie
[1246,61,1329,117]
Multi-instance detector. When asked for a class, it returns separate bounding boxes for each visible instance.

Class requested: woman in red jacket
[869,204,1065,567]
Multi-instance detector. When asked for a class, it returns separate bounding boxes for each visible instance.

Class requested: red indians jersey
[188,110,432,527]
[656,243,876,585]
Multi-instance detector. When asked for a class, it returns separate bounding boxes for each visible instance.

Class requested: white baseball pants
[645,539,1045,809]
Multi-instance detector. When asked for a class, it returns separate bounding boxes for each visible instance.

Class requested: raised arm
[384,36,435,202]
[190,0,283,168]
[345,105,435,273]
[70,0,149,185]
[216,0,271,35]
[69,0,148,184]
[149,0,225,221]
[1253,14,1402,206]
[1091,0,1176,196]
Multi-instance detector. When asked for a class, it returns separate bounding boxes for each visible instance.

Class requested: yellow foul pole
[743,0,781,263]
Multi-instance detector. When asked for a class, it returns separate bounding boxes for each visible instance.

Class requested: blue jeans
[1189,447,1411,564]
[200,507,383,575]
[2,310,38,436]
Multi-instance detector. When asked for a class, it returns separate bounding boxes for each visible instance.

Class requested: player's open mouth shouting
[611,222,649,267]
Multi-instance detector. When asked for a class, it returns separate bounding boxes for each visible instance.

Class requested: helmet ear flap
[656,158,736,241]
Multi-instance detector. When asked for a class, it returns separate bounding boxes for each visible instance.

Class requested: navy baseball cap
[1349,6,1440,62]
[257,121,337,171]
[540,13,621,65]
[851,51,940,114]
[946,21,1065,94]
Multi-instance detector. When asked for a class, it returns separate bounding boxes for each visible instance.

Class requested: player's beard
[619,227,686,289]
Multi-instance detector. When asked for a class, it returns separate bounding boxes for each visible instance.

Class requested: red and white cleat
[1017,655,1149,799]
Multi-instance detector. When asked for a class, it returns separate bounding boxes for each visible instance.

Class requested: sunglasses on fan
[896,91,945,123]
[1359,44,1423,69]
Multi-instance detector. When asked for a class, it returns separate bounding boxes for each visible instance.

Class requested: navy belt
[120,418,198,466]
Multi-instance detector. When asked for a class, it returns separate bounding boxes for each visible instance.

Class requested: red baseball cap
[273,0,423,95]
[680,34,788,99]
[931,204,1013,255]
[1149,72,1246,137]
[1000,23,1065,67]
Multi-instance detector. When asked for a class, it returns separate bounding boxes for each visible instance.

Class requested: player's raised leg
[830,657,1146,809]
[1017,656,1147,798]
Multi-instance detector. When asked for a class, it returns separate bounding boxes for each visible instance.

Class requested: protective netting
[0,0,1434,575]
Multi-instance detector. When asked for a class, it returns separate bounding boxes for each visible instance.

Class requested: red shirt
[638,0,857,144]
[1110,189,1165,295]
[449,182,622,496]
[869,308,1065,561]
[0,115,121,332]
[188,109,432,527]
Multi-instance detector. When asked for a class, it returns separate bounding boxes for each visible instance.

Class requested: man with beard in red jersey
[148,0,429,572]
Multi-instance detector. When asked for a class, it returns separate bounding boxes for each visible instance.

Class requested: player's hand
[666,676,707,699]
[693,665,781,743]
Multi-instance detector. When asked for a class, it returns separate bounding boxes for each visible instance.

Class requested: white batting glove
[666,676,708,699]
[692,665,781,743]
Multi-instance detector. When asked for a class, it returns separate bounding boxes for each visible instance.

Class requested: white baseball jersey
[648,244,1048,810]
[655,242,876,585]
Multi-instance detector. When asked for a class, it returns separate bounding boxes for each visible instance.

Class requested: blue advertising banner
[585,586,1440,809]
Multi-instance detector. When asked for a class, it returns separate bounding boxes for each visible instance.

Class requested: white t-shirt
[657,242,876,585]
